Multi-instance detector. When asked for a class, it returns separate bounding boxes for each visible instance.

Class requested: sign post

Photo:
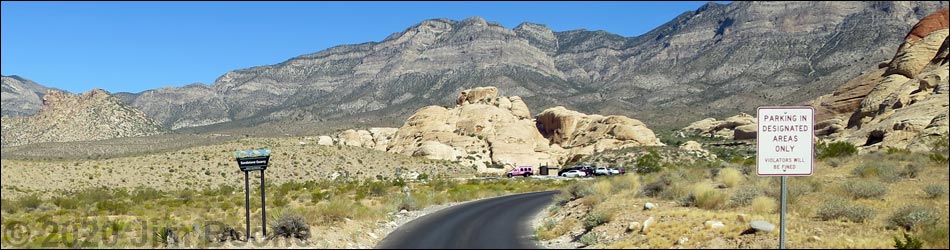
[756,107,814,249]
[235,149,271,241]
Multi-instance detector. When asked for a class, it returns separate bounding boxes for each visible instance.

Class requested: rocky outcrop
[536,106,663,150]
[335,128,398,151]
[814,8,950,152]
[680,113,757,140]
[1,75,59,116]
[1,89,166,147]
[327,87,661,172]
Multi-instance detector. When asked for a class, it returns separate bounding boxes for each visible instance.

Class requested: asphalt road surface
[376,190,559,249]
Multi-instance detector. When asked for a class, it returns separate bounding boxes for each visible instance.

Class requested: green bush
[579,232,599,246]
[96,200,130,215]
[816,141,857,159]
[635,150,664,174]
[894,232,924,249]
[922,184,948,199]
[583,212,609,230]
[730,187,760,207]
[131,187,164,203]
[841,180,888,199]
[815,198,875,223]
[888,205,939,231]
[852,163,901,182]
[52,196,80,209]
[920,218,949,248]
[17,194,44,212]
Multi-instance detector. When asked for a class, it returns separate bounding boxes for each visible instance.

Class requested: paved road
[376,190,558,249]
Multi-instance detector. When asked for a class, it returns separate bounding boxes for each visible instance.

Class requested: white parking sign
[757,107,814,176]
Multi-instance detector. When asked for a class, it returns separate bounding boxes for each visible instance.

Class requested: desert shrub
[685,183,727,210]
[816,141,857,159]
[310,190,330,203]
[17,194,44,212]
[888,205,939,231]
[583,212,609,230]
[717,168,743,188]
[852,163,901,182]
[608,174,639,194]
[894,232,924,249]
[826,157,847,168]
[131,187,164,203]
[1,198,17,213]
[640,178,669,198]
[751,196,777,215]
[815,198,875,223]
[922,184,948,199]
[763,177,820,204]
[592,181,612,197]
[900,164,923,179]
[397,195,418,211]
[52,196,80,209]
[730,187,760,207]
[566,183,596,200]
[635,150,664,174]
[269,212,311,240]
[96,200,130,215]
[154,227,179,248]
[841,180,888,199]
[579,232,599,246]
[920,218,949,249]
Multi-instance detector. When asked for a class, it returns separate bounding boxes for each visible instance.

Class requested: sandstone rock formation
[680,113,757,140]
[1,89,166,147]
[335,128,397,151]
[331,87,664,173]
[813,8,950,151]
[536,106,664,159]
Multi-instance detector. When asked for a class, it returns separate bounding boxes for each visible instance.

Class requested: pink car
[506,167,534,178]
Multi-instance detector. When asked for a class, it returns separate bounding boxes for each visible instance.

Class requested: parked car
[578,165,596,176]
[560,169,587,178]
[506,167,533,178]
[608,168,625,175]
[594,167,611,176]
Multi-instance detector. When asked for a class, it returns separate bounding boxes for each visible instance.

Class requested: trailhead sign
[757,107,814,176]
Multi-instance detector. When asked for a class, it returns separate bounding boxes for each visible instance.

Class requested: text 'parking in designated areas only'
[757,106,814,176]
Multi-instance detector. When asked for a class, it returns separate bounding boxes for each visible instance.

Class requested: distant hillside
[1,75,62,116]
[1,89,166,147]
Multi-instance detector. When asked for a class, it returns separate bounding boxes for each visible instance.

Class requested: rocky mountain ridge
[1,89,167,147]
[1,75,61,116]
[102,1,947,132]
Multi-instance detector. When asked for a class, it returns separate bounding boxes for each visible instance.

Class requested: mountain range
[3,1,947,136]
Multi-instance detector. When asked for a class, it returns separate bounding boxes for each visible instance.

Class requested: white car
[561,169,587,178]
[594,167,611,176]
[608,168,622,175]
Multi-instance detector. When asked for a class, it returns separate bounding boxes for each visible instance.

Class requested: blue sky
[1,1,725,94]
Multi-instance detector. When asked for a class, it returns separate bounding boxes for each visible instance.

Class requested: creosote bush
[888,205,939,231]
[816,197,875,223]
[841,180,888,199]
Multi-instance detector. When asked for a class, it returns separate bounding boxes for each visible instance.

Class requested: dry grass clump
[717,167,743,188]
[751,196,777,215]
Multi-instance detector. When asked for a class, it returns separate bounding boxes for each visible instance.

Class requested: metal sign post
[756,107,814,249]
[235,149,271,241]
